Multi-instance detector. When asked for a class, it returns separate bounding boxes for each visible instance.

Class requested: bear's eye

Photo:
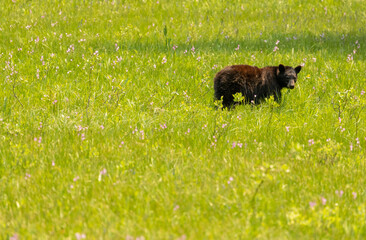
[286,77,296,83]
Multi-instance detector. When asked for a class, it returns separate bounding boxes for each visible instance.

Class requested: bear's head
[277,64,302,89]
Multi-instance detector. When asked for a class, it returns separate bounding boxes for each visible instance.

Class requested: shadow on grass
[89,31,366,57]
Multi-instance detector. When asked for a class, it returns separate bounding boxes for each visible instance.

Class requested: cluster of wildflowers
[75,233,86,240]
[176,235,187,240]
[66,44,74,53]
[273,40,280,52]
[98,168,107,182]
[310,190,357,209]
[112,56,123,68]
[352,192,357,199]
[159,123,167,130]
[350,137,361,151]
[335,190,344,197]
[183,90,189,100]
[309,201,316,208]
[285,36,298,41]
[211,135,217,147]
[34,137,42,144]
[340,126,346,132]
[10,233,19,240]
[100,168,107,175]
[131,126,145,140]
[337,117,346,133]
[227,177,234,184]
[76,125,88,141]
[301,58,307,67]
[347,40,360,62]
[161,56,167,64]
[25,173,31,180]
[184,128,190,135]
[40,55,46,65]
[231,142,244,149]
[4,52,18,82]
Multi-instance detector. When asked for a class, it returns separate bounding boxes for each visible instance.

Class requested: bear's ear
[279,64,285,73]
[295,65,302,74]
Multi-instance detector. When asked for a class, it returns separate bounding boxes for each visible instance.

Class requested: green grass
[1,0,365,239]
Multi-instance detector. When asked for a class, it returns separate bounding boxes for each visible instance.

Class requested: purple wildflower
[75,233,86,240]
[10,234,19,240]
[352,192,357,199]
[335,190,344,197]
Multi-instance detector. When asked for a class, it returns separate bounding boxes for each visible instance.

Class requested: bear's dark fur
[214,64,302,107]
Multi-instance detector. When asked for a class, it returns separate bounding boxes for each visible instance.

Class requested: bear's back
[217,65,261,79]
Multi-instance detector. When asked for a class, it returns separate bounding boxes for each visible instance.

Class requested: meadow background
[0,0,365,239]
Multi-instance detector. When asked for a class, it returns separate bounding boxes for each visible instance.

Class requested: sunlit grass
[0,0,365,239]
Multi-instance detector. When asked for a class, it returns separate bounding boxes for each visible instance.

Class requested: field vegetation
[0,0,365,239]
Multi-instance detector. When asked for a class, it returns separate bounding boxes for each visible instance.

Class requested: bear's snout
[288,79,295,89]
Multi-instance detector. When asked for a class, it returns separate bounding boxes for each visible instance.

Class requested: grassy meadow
[1,0,366,239]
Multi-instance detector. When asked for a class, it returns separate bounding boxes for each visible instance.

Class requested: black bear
[214,64,302,107]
